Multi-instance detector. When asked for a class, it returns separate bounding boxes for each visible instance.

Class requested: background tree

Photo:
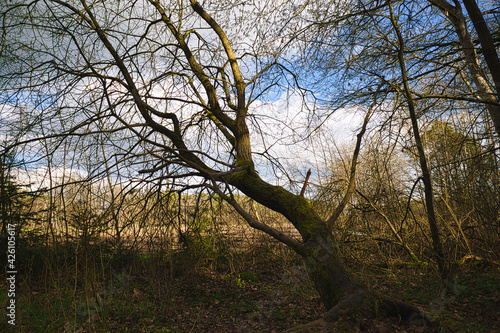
[0,151,37,234]
[429,0,500,138]
[288,0,499,278]
[423,119,500,255]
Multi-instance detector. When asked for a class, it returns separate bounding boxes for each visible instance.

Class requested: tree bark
[462,0,500,99]
[429,0,500,138]
[227,169,356,309]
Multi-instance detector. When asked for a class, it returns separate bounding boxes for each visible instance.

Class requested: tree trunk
[462,0,500,99]
[302,231,357,310]
[390,1,449,280]
[429,0,500,139]
[228,169,356,309]
[227,169,430,326]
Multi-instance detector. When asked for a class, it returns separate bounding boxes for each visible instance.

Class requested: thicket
[1,124,499,332]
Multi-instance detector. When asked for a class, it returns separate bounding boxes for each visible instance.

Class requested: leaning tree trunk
[227,169,430,325]
[228,169,355,308]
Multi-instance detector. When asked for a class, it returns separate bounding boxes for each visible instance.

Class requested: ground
[3,242,499,332]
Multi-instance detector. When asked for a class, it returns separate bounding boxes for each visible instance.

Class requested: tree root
[287,289,435,332]
[325,289,432,324]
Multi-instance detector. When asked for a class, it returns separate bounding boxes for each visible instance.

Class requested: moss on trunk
[228,169,355,309]
[227,169,432,326]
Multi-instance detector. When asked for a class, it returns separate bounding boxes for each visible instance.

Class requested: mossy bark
[302,233,357,310]
[227,169,431,326]
[228,169,356,310]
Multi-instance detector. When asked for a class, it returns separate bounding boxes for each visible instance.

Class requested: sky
[0,0,386,195]
[5,90,367,193]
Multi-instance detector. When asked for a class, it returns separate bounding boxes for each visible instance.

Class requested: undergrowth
[1,230,499,332]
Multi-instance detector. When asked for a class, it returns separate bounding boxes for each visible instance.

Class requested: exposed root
[287,289,435,332]
[325,289,432,324]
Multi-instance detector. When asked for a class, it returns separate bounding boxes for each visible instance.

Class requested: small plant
[237,271,258,287]
[239,271,258,282]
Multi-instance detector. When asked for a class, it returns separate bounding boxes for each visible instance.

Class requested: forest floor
[1,241,500,332]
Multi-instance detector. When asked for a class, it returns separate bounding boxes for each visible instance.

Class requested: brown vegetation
[1,191,499,332]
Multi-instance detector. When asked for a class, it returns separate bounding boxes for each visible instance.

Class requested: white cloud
[12,167,87,191]
[246,90,369,186]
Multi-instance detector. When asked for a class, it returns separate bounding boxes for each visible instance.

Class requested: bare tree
[387,0,448,280]
[429,0,500,138]
[289,0,499,277]
[0,0,429,324]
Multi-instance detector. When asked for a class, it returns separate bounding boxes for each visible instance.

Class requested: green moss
[228,169,328,239]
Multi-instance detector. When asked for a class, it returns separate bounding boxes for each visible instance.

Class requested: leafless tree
[0,0,431,324]
[429,0,500,138]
